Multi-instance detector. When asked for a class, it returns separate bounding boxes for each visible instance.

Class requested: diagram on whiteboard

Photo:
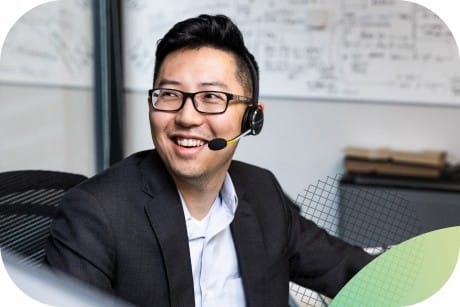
[123,0,460,105]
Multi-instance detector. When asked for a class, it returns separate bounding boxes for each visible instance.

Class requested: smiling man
[46,14,374,307]
[150,46,252,220]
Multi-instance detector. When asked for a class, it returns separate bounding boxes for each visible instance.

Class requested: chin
[171,167,208,182]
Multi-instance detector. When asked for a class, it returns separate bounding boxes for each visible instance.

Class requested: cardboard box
[344,147,446,179]
[344,147,446,168]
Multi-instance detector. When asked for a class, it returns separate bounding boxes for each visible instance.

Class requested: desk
[338,174,460,247]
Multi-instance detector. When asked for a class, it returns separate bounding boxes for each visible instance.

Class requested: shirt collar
[179,172,238,221]
[220,172,238,216]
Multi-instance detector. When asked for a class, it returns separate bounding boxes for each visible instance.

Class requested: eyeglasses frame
[148,88,254,115]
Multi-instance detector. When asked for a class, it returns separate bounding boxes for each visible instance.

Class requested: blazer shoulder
[75,150,160,196]
[229,160,275,180]
[229,160,284,199]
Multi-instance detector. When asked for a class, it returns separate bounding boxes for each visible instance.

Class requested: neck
[174,173,226,220]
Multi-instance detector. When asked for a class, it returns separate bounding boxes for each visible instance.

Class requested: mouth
[174,137,207,148]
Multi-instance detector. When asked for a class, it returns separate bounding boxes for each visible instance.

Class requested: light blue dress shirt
[179,173,246,307]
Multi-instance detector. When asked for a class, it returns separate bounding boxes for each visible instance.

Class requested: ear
[257,102,265,112]
[148,96,154,111]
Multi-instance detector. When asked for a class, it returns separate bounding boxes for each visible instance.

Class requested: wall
[0,1,95,176]
[0,84,96,176]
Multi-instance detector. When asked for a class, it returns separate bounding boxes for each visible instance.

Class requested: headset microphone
[208,129,252,151]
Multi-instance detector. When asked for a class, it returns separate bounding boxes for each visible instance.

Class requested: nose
[175,96,204,127]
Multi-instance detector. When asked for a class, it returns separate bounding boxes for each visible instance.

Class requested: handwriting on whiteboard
[123,0,460,105]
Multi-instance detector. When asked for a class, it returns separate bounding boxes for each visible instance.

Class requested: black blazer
[46,150,373,307]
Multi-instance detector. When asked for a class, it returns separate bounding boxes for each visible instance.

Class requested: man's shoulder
[229,160,269,175]
[77,150,162,194]
[111,149,158,169]
[229,160,277,186]
[94,149,155,176]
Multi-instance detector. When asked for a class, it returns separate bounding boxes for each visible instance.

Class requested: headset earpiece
[242,51,263,135]
[242,105,264,135]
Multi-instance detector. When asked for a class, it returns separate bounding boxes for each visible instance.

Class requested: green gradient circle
[331,226,460,307]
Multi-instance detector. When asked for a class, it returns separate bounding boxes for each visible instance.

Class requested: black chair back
[0,170,87,267]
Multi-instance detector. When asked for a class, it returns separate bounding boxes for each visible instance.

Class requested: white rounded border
[407,249,460,306]
[407,1,460,54]
[0,1,54,55]
[0,2,60,306]
[0,0,459,305]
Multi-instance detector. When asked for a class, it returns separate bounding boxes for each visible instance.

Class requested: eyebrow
[157,79,229,90]
[157,79,181,88]
[200,81,228,89]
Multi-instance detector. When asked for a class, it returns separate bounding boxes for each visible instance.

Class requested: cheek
[150,111,167,127]
[227,107,247,132]
[209,112,242,135]
[149,113,169,139]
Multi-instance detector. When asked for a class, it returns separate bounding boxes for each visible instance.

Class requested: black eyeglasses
[148,88,254,114]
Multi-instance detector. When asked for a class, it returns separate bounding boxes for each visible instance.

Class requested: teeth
[176,138,205,147]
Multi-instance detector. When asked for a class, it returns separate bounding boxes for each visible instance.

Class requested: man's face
[149,47,248,185]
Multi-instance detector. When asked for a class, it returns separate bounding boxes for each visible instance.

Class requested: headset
[241,51,264,136]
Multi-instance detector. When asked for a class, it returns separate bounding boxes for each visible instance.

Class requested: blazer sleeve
[274,178,375,297]
[45,187,115,293]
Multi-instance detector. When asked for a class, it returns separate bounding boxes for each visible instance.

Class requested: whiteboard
[122,0,460,105]
[1,0,459,105]
[0,0,93,88]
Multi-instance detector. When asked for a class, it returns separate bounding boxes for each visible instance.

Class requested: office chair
[0,170,87,267]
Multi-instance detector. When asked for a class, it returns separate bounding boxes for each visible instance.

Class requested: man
[46,14,373,307]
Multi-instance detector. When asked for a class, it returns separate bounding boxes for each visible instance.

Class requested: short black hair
[153,14,258,99]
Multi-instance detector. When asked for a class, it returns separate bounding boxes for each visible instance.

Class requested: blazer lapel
[231,196,268,307]
[140,152,195,307]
